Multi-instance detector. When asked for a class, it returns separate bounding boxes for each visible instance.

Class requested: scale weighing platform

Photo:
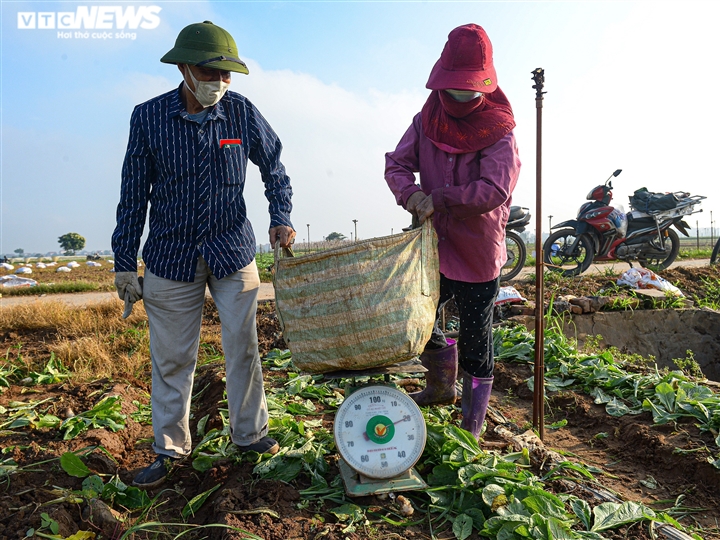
[325,361,429,497]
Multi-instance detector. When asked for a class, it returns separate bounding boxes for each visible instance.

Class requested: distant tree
[326,232,346,241]
[58,232,86,255]
[14,248,24,256]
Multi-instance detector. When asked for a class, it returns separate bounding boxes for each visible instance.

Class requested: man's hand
[406,191,434,224]
[270,226,296,248]
[115,272,143,319]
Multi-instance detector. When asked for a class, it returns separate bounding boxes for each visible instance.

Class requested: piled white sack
[0,275,37,288]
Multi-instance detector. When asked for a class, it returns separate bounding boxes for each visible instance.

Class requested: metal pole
[531,68,546,441]
[353,219,358,242]
[307,224,310,251]
[548,215,553,236]
[711,211,715,249]
[697,220,700,251]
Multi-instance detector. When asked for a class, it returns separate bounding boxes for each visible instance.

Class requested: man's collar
[168,83,184,118]
[169,82,228,121]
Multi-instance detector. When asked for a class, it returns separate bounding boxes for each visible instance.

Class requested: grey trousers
[143,257,269,457]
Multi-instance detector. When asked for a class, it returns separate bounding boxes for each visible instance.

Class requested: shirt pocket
[220,145,245,185]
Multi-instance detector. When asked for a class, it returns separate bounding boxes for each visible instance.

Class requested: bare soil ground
[506,265,720,308]
[1,265,720,539]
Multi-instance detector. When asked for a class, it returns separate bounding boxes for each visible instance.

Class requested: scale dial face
[334,385,427,479]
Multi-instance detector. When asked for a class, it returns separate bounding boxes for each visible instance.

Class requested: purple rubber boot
[460,375,493,439]
[409,339,458,406]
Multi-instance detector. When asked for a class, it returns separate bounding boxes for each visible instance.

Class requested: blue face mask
[444,89,483,103]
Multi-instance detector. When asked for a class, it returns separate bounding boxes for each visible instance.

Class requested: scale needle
[363,416,411,441]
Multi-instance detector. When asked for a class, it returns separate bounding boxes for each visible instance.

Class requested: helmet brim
[161,48,249,74]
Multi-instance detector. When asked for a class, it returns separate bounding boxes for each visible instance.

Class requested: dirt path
[517,256,712,279]
[0,282,277,308]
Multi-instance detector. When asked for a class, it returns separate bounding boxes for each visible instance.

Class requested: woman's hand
[407,191,434,223]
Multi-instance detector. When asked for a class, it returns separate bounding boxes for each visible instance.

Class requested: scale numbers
[334,385,427,479]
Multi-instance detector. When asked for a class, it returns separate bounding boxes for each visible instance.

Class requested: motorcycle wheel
[543,228,595,277]
[711,237,720,265]
[501,231,526,281]
[639,228,680,271]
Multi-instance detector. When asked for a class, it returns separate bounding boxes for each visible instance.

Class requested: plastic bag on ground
[617,267,684,297]
[495,286,527,305]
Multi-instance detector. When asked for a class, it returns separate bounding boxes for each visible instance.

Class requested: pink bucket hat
[426,24,498,93]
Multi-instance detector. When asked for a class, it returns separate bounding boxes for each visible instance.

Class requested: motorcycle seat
[509,206,529,221]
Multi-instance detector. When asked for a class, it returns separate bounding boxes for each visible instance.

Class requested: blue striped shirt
[111,84,293,282]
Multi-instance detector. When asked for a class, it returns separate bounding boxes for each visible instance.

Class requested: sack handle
[273,241,294,281]
[274,241,294,260]
[405,219,434,297]
[272,241,293,334]
[420,220,431,296]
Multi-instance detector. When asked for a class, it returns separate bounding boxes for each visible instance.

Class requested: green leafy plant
[673,350,705,379]
[694,276,720,310]
[61,395,126,440]
[25,512,60,539]
[59,451,152,510]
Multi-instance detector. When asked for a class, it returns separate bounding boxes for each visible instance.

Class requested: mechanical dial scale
[333,382,428,497]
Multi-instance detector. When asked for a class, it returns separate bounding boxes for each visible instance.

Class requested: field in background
[1,254,278,296]
[2,237,717,297]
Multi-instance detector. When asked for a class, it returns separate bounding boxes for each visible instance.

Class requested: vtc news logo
[18,6,161,30]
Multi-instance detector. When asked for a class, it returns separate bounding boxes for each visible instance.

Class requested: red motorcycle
[542,169,705,277]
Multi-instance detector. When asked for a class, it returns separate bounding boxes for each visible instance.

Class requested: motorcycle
[542,169,705,277]
[501,206,531,281]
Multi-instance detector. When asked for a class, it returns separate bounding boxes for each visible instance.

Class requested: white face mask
[185,66,230,107]
[445,89,483,103]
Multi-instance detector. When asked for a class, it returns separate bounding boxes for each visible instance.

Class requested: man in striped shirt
[111,21,296,488]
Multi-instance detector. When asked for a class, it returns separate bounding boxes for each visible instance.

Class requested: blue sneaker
[236,436,279,455]
[132,454,178,488]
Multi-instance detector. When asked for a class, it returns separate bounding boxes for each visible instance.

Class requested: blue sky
[2,1,719,254]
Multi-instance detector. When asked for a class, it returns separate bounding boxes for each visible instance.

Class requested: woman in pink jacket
[385,24,521,439]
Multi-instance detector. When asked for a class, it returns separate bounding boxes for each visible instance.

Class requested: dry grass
[1,298,225,383]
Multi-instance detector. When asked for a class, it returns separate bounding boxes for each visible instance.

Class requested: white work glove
[115,272,143,319]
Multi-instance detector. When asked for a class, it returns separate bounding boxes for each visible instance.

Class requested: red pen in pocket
[220,138,242,148]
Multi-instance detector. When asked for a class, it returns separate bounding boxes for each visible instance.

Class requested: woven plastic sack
[273,222,440,373]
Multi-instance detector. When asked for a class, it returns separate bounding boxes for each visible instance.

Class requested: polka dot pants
[431,274,500,378]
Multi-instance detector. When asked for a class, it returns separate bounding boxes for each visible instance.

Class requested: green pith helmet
[161,21,249,74]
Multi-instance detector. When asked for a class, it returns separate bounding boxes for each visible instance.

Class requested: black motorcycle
[501,206,531,281]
